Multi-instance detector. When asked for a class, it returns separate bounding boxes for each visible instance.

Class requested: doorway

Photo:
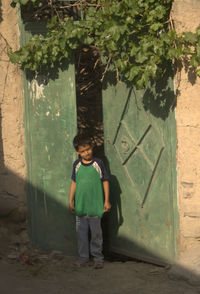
[75,45,104,158]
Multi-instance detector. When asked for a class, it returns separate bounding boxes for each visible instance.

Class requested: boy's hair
[73,134,93,151]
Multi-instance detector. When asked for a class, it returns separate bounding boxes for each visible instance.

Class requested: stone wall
[0,0,26,221]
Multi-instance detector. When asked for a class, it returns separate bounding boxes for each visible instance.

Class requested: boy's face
[76,144,93,162]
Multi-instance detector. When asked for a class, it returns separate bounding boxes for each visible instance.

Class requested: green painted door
[103,67,178,264]
[20,21,77,254]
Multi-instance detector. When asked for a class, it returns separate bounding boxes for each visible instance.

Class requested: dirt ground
[0,222,199,294]
[1,252,200,294]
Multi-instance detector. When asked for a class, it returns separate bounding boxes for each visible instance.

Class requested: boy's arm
[103,180,111,212]
[69,180,76,213]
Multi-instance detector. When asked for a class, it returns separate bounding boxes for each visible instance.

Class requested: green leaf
[191,55,199,68]
[84,36,94,45]
[9,52,20,63]
[129,66,140,80]
[47,16,58,29]
[183,32,197,44]
[9,0,200,89]
[195,27,200,37]
[150,22,163,31]
[135,52,148,63]
[21,0,29,4]
[130,46,139,57]
[106,40,118,51]
[196,69,200,76]
[196,44,200,58]
[10,1,17,8]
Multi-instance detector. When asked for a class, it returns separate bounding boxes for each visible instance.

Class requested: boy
[69,134,111,269]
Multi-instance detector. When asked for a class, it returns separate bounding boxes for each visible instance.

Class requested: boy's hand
[69,202,75,213]
[104,201,111,212]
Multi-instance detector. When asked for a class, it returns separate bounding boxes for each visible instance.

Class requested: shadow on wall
[101,157,123,258]
[103,61,176,121]
[142,62,176,120]
[0,104,26,224]
[22,22,75,86]
[0,94,77,253]
[175,57,199,87]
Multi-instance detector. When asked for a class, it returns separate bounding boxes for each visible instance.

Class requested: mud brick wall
[0,0,26,220]
[172,0,200,255]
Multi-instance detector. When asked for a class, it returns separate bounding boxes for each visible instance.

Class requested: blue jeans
[76,215,103,263]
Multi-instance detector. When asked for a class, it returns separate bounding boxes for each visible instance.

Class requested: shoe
[74,259,89,267]
[94,262,104,269]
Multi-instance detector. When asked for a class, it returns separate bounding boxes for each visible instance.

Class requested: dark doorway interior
[74,46,104,159]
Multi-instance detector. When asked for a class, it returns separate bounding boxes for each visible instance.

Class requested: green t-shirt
[71,158,109,218]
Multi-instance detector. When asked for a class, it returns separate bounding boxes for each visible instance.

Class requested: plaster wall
[172,0,200,255]
[0,0,26,219]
